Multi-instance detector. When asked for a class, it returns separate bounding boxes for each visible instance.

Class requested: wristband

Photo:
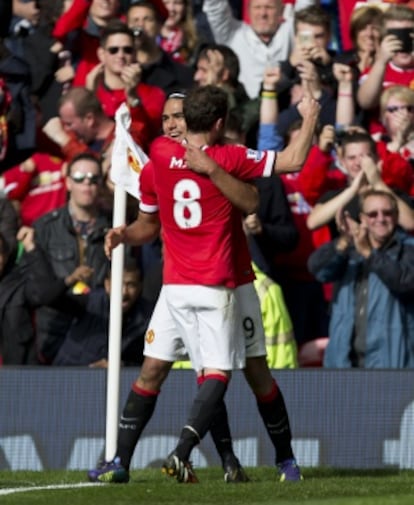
[261,90,277,99]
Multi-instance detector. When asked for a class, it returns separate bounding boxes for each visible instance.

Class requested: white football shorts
[235,282,266,358]
[144,284,246,372]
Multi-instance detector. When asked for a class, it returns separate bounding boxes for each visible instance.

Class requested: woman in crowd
[160,0,200,64]
[378,85,414,172]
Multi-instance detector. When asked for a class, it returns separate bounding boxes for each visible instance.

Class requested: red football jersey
[139,136,275,287]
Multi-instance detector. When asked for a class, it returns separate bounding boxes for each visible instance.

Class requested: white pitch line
[0,482,99,496]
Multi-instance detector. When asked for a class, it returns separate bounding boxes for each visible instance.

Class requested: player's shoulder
[150,135,182,156]
[207,142,246,158]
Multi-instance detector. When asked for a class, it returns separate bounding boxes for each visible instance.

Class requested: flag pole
[104,102,147,460]
[104,175,127,460]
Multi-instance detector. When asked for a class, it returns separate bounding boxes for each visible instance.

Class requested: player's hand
[184,144,218,175]
[104,225,126,259]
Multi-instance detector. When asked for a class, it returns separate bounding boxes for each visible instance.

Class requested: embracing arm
[184,144,259,215]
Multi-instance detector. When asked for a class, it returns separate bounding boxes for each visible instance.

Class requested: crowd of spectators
[0,0,414,369]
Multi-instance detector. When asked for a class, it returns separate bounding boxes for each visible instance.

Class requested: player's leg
[206,387,250,483]
[173,365,248,482]
[236,283,302,482]
[88,287,183,483]
[115,357,173,472]
[162,284,244,483]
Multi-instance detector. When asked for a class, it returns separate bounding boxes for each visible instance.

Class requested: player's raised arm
[275,94,320,174]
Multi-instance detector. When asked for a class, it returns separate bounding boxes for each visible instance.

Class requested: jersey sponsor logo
[246,149,265,162]
[145,329,155,344]
[170,156,187,169]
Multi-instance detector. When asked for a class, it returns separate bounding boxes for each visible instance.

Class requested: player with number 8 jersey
[140,137,275,288]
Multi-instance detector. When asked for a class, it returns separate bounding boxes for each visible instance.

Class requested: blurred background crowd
[0,0,414,369]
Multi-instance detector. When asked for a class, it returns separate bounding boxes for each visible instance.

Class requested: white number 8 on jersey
[173,179,202,229]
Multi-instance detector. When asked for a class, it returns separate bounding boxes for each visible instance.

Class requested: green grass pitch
[1,467,414,505]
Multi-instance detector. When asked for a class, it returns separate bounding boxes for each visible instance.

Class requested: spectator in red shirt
[42,86,116,163]
[85,20,165,142]
[378,85,414,173]
[0,153,67,226]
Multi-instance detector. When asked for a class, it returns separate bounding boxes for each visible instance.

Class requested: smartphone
[386,28,413,54]
[298,31,314,47]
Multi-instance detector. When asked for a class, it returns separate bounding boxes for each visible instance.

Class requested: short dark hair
[67,153,102,177]
[197,44,240,87]
[183,85,228,133]
[100,20,134,47]
[341,131,377,159]
[127,0,166,23]
[59,87,103,118]
[294,5,331,34]
[106,255,141,279]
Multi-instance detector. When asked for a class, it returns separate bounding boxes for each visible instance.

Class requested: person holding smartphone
[275,5,336,113]
[357,4,414,112]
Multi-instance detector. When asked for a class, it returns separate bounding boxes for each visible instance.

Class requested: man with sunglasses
[31,153,111,364]
[308,188,414,368]
[89,20,165,149]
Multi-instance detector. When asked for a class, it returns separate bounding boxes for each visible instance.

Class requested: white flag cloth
[110,102,149,199]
